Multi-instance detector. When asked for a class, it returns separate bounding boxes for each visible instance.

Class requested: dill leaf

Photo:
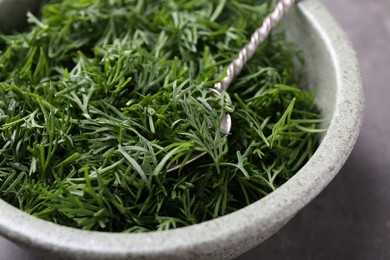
[0,0,324,232]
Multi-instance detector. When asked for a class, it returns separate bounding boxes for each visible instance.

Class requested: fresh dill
[0,0,324,232]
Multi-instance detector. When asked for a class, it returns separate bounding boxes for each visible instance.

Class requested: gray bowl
[0,0,364,259]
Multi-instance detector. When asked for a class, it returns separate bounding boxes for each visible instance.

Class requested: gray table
[1,1,390,259]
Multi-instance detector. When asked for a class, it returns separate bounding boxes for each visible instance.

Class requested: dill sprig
[0,0,324,232]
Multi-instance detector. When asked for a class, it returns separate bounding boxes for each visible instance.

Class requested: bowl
[0,0,364,259]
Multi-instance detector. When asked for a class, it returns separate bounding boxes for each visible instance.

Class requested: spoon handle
[214,0,296,92]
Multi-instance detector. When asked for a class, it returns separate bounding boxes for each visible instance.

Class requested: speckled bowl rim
[0,0,364,258]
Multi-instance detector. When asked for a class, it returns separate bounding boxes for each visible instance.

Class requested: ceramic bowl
[0,0,364,259]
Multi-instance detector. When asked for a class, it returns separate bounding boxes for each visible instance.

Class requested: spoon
[168,0,296,172]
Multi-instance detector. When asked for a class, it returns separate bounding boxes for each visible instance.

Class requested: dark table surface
[1,1,389,259]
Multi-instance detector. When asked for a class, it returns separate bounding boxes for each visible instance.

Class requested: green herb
[0,0,324,232]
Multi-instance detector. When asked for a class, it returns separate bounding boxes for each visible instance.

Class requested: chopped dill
[0,0,324,232]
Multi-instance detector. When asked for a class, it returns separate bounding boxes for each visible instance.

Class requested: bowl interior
[0,0,40,32]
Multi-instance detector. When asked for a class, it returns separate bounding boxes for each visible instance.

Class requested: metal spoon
[168,0,296,172]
